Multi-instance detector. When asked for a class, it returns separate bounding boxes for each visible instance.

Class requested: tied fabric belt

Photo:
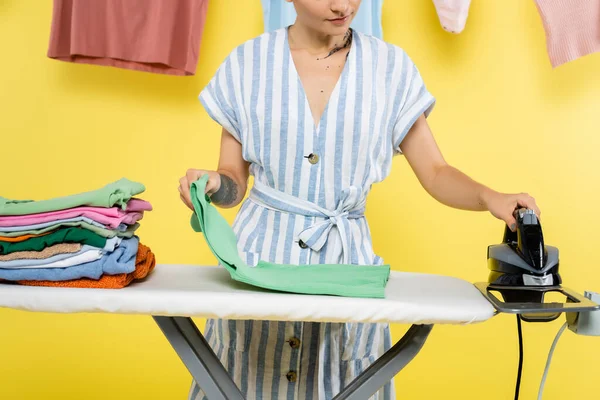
[249,180,366,265]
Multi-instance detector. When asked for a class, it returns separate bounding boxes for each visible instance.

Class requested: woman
[178,1,540,399]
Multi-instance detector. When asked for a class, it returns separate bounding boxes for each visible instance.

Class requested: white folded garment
[0,248,103,270]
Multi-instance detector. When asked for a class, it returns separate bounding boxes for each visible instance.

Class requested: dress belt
[249,180,366,265]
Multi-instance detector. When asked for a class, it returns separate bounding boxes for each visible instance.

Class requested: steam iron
[475,208,599,322]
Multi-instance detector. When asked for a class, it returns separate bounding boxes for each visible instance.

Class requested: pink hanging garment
[432,0,472,34]
[534,0,600,67]
[47,0,209,76]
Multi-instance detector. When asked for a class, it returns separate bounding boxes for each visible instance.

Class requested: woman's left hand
[482,190,541,231]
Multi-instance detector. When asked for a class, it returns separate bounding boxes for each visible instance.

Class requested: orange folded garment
[0,242,81,261]
[0,232,51,243]
[16,243,156,289]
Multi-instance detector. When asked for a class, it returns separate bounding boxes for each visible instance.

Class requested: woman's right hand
[178,169,222,211]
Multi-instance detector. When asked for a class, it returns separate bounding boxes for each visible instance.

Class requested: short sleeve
[198,54,242,143]
[391,52,436,155]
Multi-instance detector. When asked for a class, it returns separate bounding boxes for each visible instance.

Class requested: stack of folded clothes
[0,178,155,289]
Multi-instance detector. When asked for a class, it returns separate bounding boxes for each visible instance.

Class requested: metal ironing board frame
[153,315,433,400]
[1,265,496,398]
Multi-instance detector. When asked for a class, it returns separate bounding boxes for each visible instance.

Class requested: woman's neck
[288,23,350,57]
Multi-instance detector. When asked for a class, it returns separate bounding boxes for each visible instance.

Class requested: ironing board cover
[0,264,496,324]
[189,175,390,298]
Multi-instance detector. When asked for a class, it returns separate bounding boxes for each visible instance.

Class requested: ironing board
[0,264,495,400]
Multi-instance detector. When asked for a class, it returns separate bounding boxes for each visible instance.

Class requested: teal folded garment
[189,175,390,298]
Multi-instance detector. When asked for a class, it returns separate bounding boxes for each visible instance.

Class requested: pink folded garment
[123,199,153,212]
[0,199,152,229]
[534,0,600,67]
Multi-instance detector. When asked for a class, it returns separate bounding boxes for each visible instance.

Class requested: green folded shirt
[0,178,145,216]
[190,175,390,298]
[0,227,108,255]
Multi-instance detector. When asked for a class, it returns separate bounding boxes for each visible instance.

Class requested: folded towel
[16,243,155,289]
[0,236,138,281]
[0,221,139,238]
[0,242,81,261]
[0,207,144,229]
[0,227,108,255]
[0,178,145,216]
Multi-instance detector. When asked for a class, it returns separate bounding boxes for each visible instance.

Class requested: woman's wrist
[210,172,238,207]
[478,186,497,211]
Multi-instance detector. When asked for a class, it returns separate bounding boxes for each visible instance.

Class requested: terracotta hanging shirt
[47,0,209,76]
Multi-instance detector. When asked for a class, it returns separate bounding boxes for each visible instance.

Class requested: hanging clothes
[261,0,384,39]
[47,0,209,76]
[533,0,600,67]
[432,0,472,34]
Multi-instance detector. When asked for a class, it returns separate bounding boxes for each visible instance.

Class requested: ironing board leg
[332,324,434,400]
[153,316,245,400]
[154,317,432,400]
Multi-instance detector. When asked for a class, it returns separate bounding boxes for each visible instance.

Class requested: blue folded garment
[0,216,106,232]
[0,236,139,281]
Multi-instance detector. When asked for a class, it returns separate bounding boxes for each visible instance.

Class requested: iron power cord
[537,322,568,400]
[515,315,523,400]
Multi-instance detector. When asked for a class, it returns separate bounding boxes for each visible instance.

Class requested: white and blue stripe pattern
[250,180,366,264]
[194,28,435,400]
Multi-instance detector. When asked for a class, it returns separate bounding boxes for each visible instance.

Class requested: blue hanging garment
[260,0,384,39]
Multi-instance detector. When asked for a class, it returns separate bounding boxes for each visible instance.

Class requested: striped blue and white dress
[192,27,435,400]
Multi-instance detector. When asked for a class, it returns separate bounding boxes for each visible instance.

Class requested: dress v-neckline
[284,26,355,132]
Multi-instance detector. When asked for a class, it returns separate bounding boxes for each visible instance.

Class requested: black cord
[515,315,523,400]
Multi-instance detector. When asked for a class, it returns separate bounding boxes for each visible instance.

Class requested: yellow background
[1,0,599,399]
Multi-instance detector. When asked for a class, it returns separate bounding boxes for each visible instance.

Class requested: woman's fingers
[515,193,541,218]
[179,169,219,208]
[205,177,219,194]
[180,193,193,210]
[178,176,197,211]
